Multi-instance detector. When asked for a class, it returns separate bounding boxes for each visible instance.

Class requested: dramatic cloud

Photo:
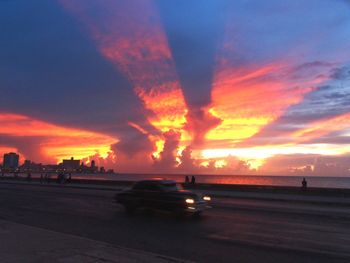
[208,62,322,147]
[60,0,188,134]
[1,0,350,175]
[157,1,227,146]
[152,130,181,172]
[0,113,117,163]
[238,64,350,148]
[331,66,350,80]
[260,153,350,176]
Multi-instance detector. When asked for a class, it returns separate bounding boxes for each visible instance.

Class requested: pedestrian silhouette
[27,172,32,182]
[302,177,307,190]
[57,173,63,184]
[68,173,72,183]
[191,175,196,185]
[185,175,190,184]
[40,173,43,184]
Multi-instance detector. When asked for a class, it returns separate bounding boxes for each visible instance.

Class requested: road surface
[0,183,349,263]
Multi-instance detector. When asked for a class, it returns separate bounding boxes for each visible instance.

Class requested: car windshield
[160,182,183,192]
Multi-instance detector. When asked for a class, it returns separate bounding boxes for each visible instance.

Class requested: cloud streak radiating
[60,0,188,136]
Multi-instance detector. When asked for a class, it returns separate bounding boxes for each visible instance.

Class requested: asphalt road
[1,183,350,263]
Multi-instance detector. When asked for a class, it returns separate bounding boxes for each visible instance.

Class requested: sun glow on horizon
[198,143,350,169]
[0,113,117,163]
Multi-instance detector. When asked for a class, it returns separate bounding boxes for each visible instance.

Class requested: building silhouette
[0,154,114,174]
[21,160,43,172]
[62,157,80,171]
[3,152,19,170]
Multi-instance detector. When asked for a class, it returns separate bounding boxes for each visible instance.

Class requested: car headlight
[185,198,195,204]
[203,196,211,201]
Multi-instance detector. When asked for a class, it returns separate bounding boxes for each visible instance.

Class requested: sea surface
[72,173,350,189]
[5,173,350,189]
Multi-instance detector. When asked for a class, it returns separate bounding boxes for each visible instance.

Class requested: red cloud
[0,112,117,163]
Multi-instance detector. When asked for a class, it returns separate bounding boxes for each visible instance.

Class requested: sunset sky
[1,0,350,176]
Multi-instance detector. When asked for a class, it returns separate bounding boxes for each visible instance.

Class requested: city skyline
[0,153,112,174]
[1,0,350,176]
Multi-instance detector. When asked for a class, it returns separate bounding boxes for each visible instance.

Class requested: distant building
[62,157,80,171]
[23,160,31,168]
[21,160,43,172]
[3,152,19,170]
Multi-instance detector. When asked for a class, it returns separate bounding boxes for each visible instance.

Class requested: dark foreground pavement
[1,183,350,263]
[0,219,187,263]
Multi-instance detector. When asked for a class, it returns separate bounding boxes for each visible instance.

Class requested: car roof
[136,179,176,185]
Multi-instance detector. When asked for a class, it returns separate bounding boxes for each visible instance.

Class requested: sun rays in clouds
[2,0,349,174]
[60,0,190,165]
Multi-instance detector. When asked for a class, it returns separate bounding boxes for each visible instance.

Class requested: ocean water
[5,172,350,189]
[72,173,350,189]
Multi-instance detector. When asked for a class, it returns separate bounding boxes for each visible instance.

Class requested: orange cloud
[59,0,339,174]
[0,146,18,159]
[292,112,350,143]
[196,112,350,171]
[0,113,117,163]
[60,0,190,163]
[207,62,327,148]
[60,0,188,136]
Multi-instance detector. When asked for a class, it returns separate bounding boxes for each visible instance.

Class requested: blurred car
[115,179,211,217]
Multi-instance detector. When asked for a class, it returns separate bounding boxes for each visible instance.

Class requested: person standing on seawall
[191,175,196,185]
[302,177,307,190]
